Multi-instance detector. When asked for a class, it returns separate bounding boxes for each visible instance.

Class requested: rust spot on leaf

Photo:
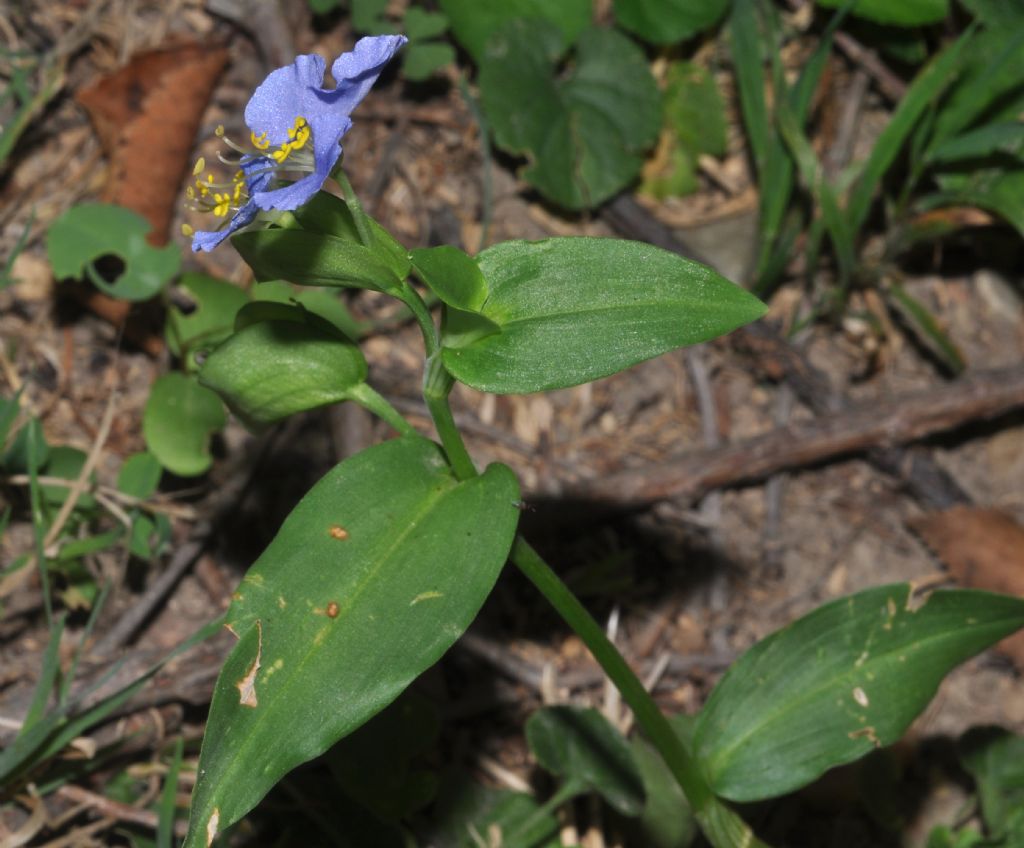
[849,726,881,748]
[329,525,349,540]
[326,601,340,618]
[235,621,262,708]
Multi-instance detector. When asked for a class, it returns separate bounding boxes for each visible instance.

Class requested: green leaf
[929,28,1024,147]
[664,62,728,159]
[46,203,180,302]
[931,166,1024,236]
[626,728,699,848]
[116,452,162,500]
[166,273,249,369]
[441,237,767,394]
[232,229,405,293]
[199,319,368,428]
[886,284,965,374]
[183,438,520,846]
[959,727,1024,836]
[326,691,440,821]
[961,0,1024,26]
[291,191,411,283]
[527,705,645,816]
[2,417,49,473]
[405,7,449,40]
[642,61,728,200]
[438,0,592,62]
[694,585,1024,802]
[403,42,457,82]
[410,246,488,311]
[480,21,662,210]
[41,446,95,509]
[142,374,226,477]
[351,0,395,33]
[846,30,975,233]
[613,0,728,44]
[814,0,948,26]
[926,122,1024,164]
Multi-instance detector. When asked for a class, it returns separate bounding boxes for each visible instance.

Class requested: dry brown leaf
[77,41,228,244]
[74,42,227,352]
[911,506,1024,667]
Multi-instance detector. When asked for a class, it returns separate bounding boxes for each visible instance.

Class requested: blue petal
[244,54,328,146]
[327,35,408,114]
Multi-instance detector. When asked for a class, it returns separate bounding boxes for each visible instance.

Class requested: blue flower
[189,156,273,252]
[188,35,406,252]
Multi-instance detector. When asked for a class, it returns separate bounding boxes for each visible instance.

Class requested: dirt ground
[1,0,1023,845]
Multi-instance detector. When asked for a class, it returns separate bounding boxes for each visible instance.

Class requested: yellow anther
[288,116,310,150]
[213,193,232,217]
[181,223,195,236]
[215,125,226,137]
[186,185,195,200]
[251,130,270,150]
[192,157,206,176]
[271,142,293,163]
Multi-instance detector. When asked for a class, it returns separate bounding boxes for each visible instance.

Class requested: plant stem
[399,280,440,358]
[423,355,477,481]
[335,168,374,248]
[509,535,714,815]
[346,384,417,437]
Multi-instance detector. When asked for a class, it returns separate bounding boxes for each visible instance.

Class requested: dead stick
[570,364,1024,506]
[55,785,188,839]
[733,321,972,510]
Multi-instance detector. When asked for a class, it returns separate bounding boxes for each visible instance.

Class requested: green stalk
[335,168,374,248]
[510,536,713,814]
[423,354,477,481]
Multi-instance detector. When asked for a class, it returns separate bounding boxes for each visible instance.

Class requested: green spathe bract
[199,319,368,428]
[441,237,767,394]
[184,437,520,846]
[694,584,1024,802]
[232,228,405,293]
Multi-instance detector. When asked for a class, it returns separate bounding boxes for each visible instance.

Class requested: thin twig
[55,785,187,839]
[566,364,1024,506]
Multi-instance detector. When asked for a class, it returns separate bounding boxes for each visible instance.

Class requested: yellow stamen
[251,130,270,150]
[181,223,195,236]
[271,143,293,163]
[186,186,195,200]
[288,116,310,150]
[213,193,232,217]
[215,125,226,137]
[192,157,206,176]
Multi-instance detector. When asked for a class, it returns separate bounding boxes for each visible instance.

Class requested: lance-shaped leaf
[441,237,766,394]
[184,437,520,846]
[694,584,1024,802]
[199,318,368,428]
